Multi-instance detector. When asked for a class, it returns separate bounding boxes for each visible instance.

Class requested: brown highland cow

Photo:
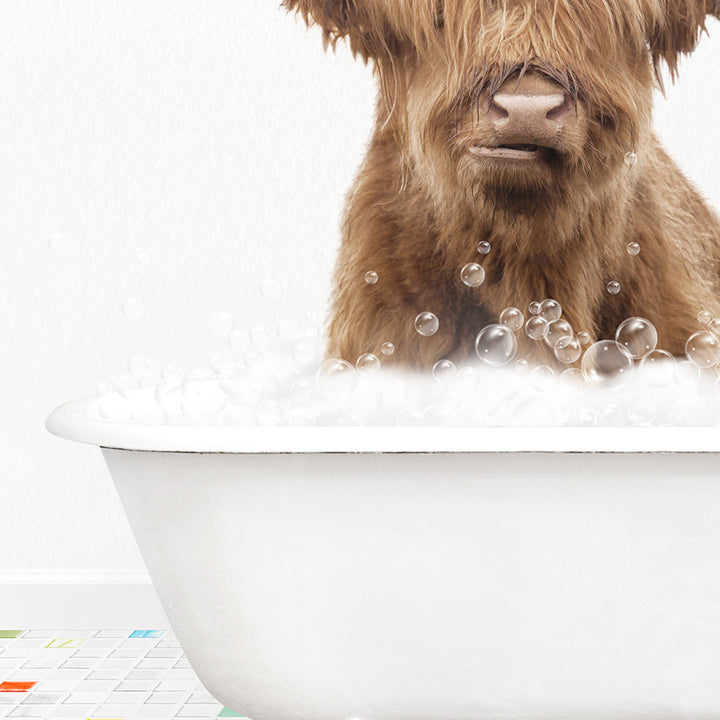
[284,0,720,369]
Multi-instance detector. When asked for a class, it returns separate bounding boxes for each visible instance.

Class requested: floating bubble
[499,307,524,332]
[530,365,555,392]
[210,312,234,337]
[380,342,395,356]
[415,312,439,336]
[698,310,712,326]
[615,317,657,359]
[316,358,357,398]
[577,331,591,345]
[554,336,582,364]
[559,367,584,392]
[364,271,378,285]
[607,281,621,295]
[639,350,676,387]
[624,151,638,167]
[626,242,641,256]
[539,299,562,322]
[461,262,485,287]
[477,241,491,254]
[581,340,634,391]
[514,358,529,371]
[528,301,541,315]
[475,324,518,366]
[545,319,573,347]
[122,297,144,320]
[627,396,657,426]
[685,331,720,368]
[525,316,549,341]
[432,358,457,384]
[356,353,381,375]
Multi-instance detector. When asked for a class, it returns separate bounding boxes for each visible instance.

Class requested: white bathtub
[47,394,720,720]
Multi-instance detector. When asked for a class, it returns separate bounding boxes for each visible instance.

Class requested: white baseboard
[0,571,170,629]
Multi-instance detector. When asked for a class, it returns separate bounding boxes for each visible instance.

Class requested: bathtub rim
[46,393,720,453]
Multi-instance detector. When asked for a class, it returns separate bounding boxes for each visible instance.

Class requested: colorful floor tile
[0,631,249,719]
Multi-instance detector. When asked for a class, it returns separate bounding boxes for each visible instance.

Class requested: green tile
[218,709,245,718]
[0,631,23,638]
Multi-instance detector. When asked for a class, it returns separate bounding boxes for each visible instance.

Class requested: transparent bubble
[581,340,634,391]
[627,397,657,426]
[364,271,378,285]
[554,336,582,364]
[615,317,658,359]
[415,312,439,336]
[545,319,573,347]
[577,331,591,346]
[624,151,638,167]
[477,241,491,254]
[461,263,485,287]
[210,312,234,337]
[709,319,720,338]
[626,242,641,256]
[528,301,541,315]
[432,358,457,384]
[381,342,395,356]
[530,365,555,392]
[686,331,720,368]
[607,281,621,295]
[539,299,562,322]
[525,316,549,341]
[698,310,712,326]
[640,350,676,387]
[514,358,529,372]
[292,339,319,367]
[356,353,381,375]
[499,307,524,332]
[122,297,144,320]
[475,324,518,366]
[559,367,584,394]
[316,358,357,398]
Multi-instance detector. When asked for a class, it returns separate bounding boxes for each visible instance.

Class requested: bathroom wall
[3,1,720,569]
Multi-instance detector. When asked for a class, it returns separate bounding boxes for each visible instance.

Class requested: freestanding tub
[47,394,720,720]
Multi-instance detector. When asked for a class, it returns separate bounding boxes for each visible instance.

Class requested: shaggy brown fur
[284,0,720,369]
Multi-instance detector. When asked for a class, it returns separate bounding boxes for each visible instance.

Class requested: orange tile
[0,681,37,692]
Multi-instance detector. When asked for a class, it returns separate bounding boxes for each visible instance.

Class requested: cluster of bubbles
[93,300,720,428]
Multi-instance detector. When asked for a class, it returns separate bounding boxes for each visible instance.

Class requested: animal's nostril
[487,96,509,121]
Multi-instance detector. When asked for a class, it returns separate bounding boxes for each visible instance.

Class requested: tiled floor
[0,630,245,719]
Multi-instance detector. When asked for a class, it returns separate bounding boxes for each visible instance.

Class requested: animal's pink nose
[486,75,575,147]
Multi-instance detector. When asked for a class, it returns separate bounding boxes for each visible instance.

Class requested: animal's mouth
[468,144,542,160]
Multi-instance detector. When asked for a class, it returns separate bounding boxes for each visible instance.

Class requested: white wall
[3,2,719,569]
